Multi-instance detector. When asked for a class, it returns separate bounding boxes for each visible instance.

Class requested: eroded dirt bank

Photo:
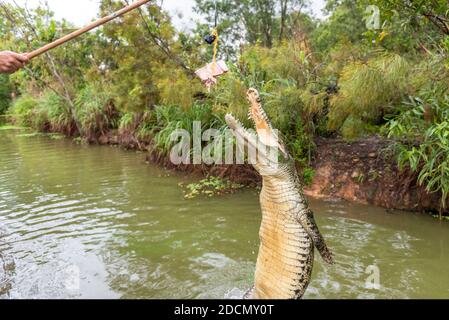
[305,136,448,215]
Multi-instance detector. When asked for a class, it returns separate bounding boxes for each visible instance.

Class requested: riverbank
[1,122,447,216]
[24,124,446,216]
[306,137,448,215]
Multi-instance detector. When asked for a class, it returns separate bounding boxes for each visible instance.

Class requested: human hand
[0,51,29,74]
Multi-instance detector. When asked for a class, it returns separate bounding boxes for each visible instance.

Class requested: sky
[4,0,326,30]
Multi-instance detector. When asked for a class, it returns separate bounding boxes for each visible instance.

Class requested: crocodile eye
[247,88,258,96]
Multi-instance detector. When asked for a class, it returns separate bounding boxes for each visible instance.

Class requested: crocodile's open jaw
[247,89,279,148]
[225,88,289,168]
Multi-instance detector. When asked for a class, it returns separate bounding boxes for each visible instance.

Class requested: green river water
[1,129,449,299]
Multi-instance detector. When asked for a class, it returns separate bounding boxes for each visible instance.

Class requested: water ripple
[1,131,449,299]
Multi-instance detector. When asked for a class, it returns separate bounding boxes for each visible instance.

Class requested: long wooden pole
[26,0,151,60]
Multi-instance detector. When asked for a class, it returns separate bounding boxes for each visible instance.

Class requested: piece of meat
[195,60,229,90]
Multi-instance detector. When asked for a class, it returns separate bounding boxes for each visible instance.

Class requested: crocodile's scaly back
[226,88,334,299]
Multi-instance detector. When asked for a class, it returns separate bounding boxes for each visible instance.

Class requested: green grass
[328,53,411,137]
[74,83,117,138]
[8,94,39,128]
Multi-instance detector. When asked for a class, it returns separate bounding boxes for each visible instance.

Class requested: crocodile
[225,88,334,299]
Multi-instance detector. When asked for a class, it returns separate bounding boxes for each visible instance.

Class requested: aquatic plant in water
[182,176,244,199]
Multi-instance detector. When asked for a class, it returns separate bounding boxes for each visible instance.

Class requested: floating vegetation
[48,133,65,140]
[14,132,64,140]
[431,214,449,221]
[181,176,244,199]
[16,132,46,138]
[0,125,24,131]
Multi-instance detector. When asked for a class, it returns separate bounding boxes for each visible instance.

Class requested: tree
[279,0,309,41]
[311,0,367,52]
[92,0,201,112]
[0,16,12,115]
[194,0,310,55]
[373,0,449,36]
[0,2,96,133]
[0,74,12,115]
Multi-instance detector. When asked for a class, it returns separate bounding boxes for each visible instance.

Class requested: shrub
[212,71,250,127]
[262,82,304,133]
[328,53,411,134]
[302,167,315,187]
[10,94,40,128]
[10,91,75,133]
[0,75,12,115]
[151,103,224,155]
[385,91,449,213]
[118,112,137,132]
[40,91,72,133]
[340,115,378,141]
[156,68,204,111]
[74,83,118,138]
[240,40,312,87]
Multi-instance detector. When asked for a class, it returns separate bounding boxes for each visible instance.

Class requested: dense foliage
[0,74,11,115]
[0,0,448,208]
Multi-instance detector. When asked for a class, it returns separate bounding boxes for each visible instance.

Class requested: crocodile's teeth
[225,113,237,129]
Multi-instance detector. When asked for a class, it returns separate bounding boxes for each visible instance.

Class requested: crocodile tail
[298,209,334,265]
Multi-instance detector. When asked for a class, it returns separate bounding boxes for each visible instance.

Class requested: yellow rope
[212,29,219,69]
